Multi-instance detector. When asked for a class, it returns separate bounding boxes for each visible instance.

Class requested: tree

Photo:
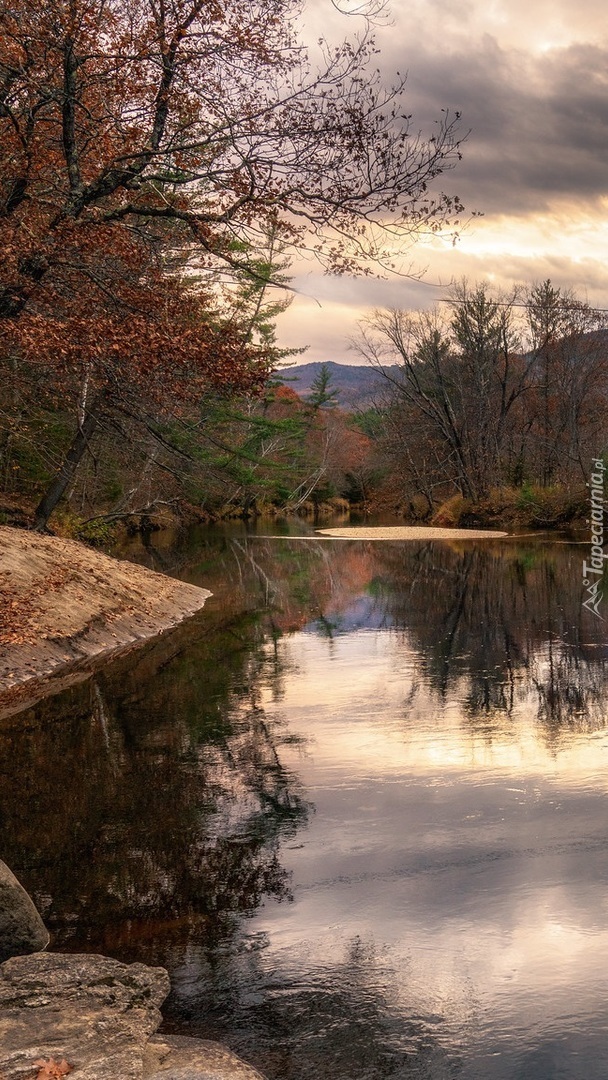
[355,279,608,507]
[12,252,273,529]
[307,364,340,410]
[0,0,464,294]
[523,281,608,485]
[355,297,519,501]
[447,281,522,498]
[0,0,465,526]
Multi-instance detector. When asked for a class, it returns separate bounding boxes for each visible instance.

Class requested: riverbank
[0,525,211,718]
[1,953,268,1079]
[0,481,589,541]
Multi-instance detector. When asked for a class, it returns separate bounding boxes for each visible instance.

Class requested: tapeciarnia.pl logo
[582,457,606,619]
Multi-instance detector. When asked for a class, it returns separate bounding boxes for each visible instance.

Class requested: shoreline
[0,525,211,719]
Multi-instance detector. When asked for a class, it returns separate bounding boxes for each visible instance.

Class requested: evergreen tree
[307,365,340,410]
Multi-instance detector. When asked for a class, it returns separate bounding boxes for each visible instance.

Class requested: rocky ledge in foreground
[0,525,211,718]
[0,952,267,1080]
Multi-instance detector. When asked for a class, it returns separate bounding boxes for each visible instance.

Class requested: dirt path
[0,526,211,718]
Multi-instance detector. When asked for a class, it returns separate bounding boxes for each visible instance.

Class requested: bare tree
[354,279,608,505]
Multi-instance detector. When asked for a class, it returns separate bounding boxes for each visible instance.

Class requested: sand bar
[315,526,509,540]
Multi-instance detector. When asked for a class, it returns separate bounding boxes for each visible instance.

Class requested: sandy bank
[315,525,509,540]
[0,526,211,718]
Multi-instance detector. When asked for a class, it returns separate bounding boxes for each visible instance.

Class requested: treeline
[355,279,608,524]
[2,278,608,534]
[0,353,375,536]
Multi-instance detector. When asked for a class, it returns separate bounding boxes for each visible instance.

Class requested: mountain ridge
[275,360,396,410]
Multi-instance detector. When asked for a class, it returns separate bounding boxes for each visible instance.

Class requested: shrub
[430,494,473,527]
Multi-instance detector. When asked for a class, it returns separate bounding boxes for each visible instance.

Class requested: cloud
[303,0,608,216]
[276,1,608,362]
[388,38,608,216]
[278,213,608,363]
[307,0,608,214]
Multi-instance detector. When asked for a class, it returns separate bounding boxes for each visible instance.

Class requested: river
[2,520,608,1080]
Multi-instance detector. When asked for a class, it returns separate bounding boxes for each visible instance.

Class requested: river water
[2,521,608,1080]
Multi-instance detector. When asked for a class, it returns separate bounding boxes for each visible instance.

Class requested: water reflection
[3,527,608,1080]
[0,609,310,954]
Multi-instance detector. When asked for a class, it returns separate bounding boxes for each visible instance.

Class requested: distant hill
[275,361,396,411]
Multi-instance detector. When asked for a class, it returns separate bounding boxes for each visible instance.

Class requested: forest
[0,0,605,539]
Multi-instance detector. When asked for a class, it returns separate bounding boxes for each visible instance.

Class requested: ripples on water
[2,525,608,1080]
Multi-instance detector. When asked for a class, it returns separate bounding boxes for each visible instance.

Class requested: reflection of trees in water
[4,528,607,1080]
[164,931,462,1080]
[184,532,608,737]
[0,608,310,959]
[530,637,608,739]
[115,528,608,740]
[369,542,608,736]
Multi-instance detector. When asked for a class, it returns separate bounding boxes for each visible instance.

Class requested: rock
[0,859,49,963]
[0,951,170,1079]
[145,1034,268,1079]
[0,954,269,1080]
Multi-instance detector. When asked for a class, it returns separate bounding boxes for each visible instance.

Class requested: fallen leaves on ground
[33,1058,73,1079]
[0,568,70,645]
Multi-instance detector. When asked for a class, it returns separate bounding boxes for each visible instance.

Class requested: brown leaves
[1,0,464,310]
[33,1060,73,1080]
[0,569,69,646]
[2,259,272,411]
[0,589,39,646]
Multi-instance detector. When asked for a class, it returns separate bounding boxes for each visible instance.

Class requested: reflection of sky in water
[232,629,608,1079]
[302,594,395,635]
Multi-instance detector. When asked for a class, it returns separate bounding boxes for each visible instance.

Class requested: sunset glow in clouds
[277,0,608,361]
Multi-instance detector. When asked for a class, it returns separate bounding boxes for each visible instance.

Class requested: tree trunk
[33,394,105,531]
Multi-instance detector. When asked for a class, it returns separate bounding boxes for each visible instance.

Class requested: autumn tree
[447,281,526,497]
[104,225,308,519]
[0,0,464,295]
[355,285,529,502]
[0,0,466,526]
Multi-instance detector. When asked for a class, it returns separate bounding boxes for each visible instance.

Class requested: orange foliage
[33,1060,73,1080]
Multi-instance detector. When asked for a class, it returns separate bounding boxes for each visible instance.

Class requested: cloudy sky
[277,0,608,362]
